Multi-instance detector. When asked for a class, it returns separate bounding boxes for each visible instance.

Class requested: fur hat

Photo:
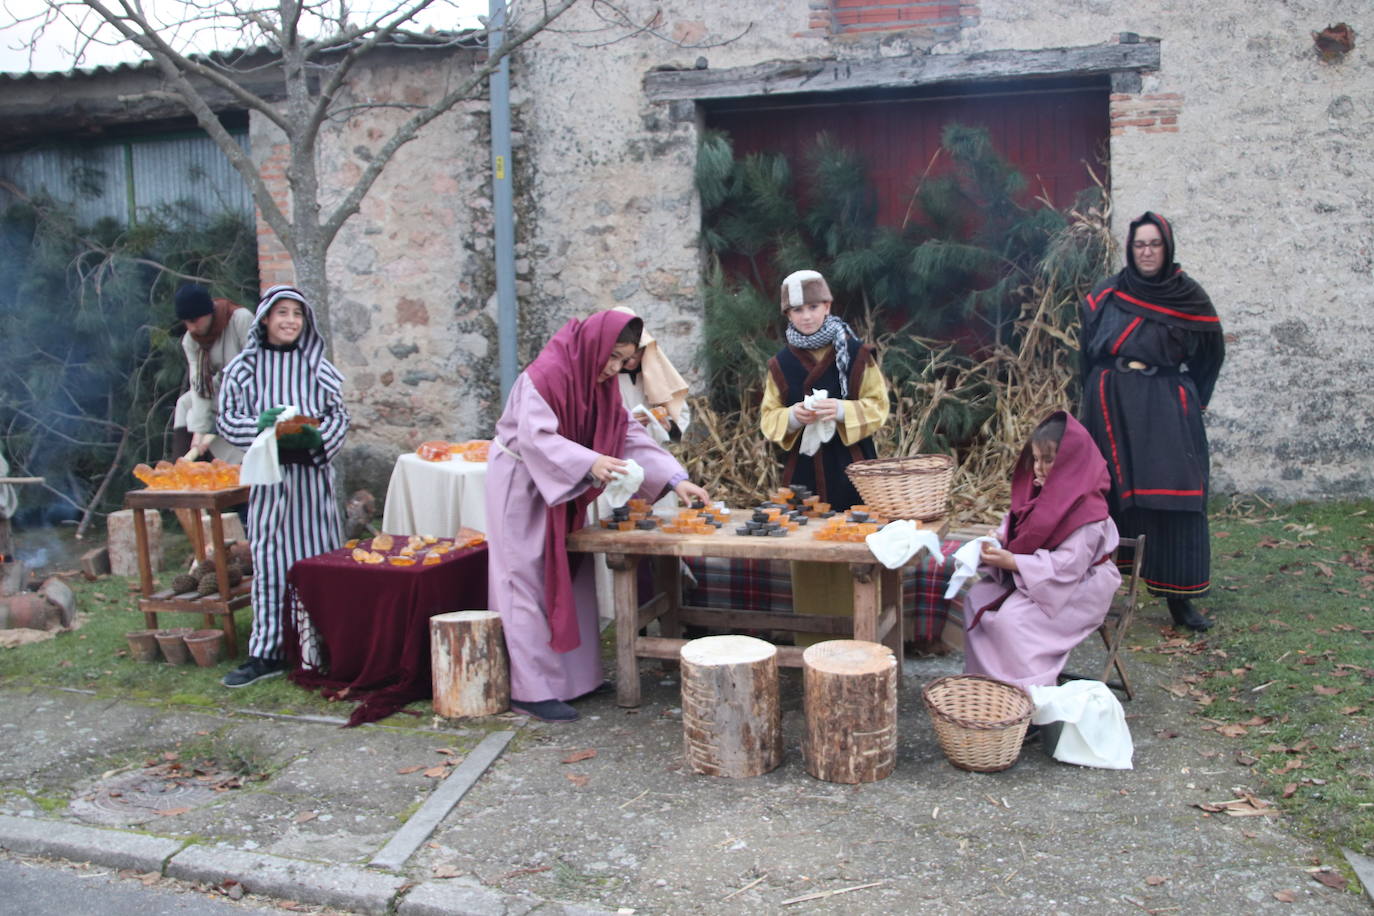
[174,284,215,321]
[779,270,832,311]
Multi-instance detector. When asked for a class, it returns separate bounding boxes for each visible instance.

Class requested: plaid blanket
[683,539,961,643]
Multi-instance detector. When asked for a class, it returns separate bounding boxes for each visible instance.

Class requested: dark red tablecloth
[284,543,488,726]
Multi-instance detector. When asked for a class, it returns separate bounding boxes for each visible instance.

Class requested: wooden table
[124,487,252,658]
[567,509,947,707]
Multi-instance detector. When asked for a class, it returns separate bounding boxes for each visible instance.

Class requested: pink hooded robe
[485,311,685,702]
[963,412,1121,687]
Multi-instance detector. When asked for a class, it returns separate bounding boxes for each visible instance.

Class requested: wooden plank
[613,559,641,708]
[643,41,1161,102]
[124,487,250,511]
[138,591,252,614]
[636,592,670,631]
[677,605,851,635]
[568,507,946,565]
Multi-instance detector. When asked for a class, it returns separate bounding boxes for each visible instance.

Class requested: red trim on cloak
[1114,289,1221,324]
[1111,317,1142,355]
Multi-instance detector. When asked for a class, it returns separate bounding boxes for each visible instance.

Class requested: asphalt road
[0,854,285,915]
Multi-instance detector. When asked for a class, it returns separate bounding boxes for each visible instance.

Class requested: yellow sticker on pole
[495,155,506,180]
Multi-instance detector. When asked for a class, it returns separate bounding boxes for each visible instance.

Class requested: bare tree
[18,0,579,344]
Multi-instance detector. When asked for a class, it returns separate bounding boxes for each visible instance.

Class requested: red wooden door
[706,84,1109,226]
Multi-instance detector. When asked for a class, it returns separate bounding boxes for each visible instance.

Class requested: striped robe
[217,287,350,660]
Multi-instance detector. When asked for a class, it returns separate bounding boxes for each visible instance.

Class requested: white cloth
[601,457,646,509]
[798,388,836,457]
[238,405,298,486]
[1027,681,1134,770]
[630,403,671,445]
[381,452,488,536]
[944,535,1001,599]
[864,520,941,570]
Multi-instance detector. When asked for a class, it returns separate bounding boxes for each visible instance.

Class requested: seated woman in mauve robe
[485,310,711,723]
[963,412,1121,688]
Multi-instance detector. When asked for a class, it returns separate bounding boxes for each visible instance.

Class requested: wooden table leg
[880,566,904,669]
[132,507,158,630]
[850,562,879,643]
[653,556,682,640]
[208,511,239,658]
[607,553,642,707]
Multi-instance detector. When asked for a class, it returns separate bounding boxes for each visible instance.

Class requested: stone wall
[250,1,1372,500]
[508,0,1373,499]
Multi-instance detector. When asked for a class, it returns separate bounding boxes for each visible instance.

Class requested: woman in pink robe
[486,310,709,721]
[964,412,1121,688]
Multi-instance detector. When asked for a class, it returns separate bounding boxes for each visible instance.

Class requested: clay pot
[3,593,56,630]
[155,628,195,665]
[125,629,161,663]
[184,629,225,668]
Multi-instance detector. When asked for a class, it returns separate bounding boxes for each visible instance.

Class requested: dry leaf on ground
[1311,870,1348,890]
[423,766,448,779]
[154,806,192,817]
[432,865,461,879]
[1273,889,1297,902]
[562,749,597,764]
[397,765,426,775]
[294,811,317,824]
[566,773,589,787]
[1144,875,1166,886]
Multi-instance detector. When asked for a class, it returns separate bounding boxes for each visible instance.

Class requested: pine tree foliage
[0,196,257,526]
[688,121,1115,514]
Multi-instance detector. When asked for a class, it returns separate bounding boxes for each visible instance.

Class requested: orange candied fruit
[388,555,417,566]
[417,440,453,462]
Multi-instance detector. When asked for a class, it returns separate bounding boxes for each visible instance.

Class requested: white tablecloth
[381,452,488,536]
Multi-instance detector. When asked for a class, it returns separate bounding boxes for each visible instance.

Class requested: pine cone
[197,571,220,596]
[226,561,244,588]
[171,573,198,594]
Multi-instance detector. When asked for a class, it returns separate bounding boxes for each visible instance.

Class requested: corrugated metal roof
[0,28,484,84]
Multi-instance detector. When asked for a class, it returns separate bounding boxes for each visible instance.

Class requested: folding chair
[1060,534,1145,701]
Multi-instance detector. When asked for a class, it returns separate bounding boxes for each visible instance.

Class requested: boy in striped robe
[216,286,351,687]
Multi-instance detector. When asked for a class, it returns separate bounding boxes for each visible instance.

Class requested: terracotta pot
[184,629,225,668]
[3,593,56,630]
[125,629,161,663]
[155,628,195,665]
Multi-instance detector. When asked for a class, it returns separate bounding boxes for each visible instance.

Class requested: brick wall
[1110,92,1182,136]
[254,138,295,286]
[808,0,970,35]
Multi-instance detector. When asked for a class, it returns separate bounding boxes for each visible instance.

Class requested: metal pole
[489,0,518,398]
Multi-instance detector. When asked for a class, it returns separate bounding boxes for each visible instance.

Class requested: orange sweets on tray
[347,530,484,564]
[417,440,453,462]
[449,440,491,462]
[275,416,320,438]
[660,504,726,535]
[812,508,887,542]
[133,458,241,491]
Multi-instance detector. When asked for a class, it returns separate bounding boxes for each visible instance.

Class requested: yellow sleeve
[760,372,800,450]
[838,360,889,445]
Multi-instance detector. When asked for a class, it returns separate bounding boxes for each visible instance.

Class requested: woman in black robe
[1079,212,1224,631]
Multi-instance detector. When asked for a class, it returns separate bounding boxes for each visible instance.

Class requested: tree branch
[321,0,579,243]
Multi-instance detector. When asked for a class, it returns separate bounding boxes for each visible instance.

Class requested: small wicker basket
[922,674,1033,772]
[845,454,954,521]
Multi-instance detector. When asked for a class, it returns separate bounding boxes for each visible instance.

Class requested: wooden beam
[643,41,1161,103]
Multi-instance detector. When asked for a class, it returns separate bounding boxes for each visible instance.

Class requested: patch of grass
[0,522,442,725]
[1151,498,1374,865]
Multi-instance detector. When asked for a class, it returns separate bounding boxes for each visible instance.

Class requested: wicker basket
[922,674,1034,772]
[845,454,954,521]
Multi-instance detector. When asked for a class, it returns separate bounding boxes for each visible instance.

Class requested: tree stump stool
[680,635,782,778]
[430,610,509,717]
[802,639,898,784]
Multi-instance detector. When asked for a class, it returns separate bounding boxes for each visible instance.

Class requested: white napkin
[799,388,836,457]
[1027,681,1134,770]
[601,457,646,508]
[864,520,942,570]
[238,405,299,486]
[943,535,1000,599]
[631,403,671,445]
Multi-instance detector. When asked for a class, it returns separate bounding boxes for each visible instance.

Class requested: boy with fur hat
[760,269,889,642]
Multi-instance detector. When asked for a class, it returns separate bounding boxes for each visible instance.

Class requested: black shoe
[222,656,286,688]
[1167,598,1212,632]
[510,698,579,722]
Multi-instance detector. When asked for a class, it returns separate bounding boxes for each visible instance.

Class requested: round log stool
[802,639,898,784]
[680,635,782,778]
[430,610,510,717]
